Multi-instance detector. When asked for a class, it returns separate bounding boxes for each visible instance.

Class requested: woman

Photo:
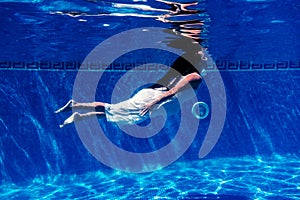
[56,47,209,128]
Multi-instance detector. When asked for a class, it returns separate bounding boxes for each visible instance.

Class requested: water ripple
[47,0,208,42]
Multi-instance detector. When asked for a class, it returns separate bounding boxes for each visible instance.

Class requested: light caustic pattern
[72,27,227,173]
[1,155,299,199]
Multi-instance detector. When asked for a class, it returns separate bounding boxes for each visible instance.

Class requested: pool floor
[1,155,299,200]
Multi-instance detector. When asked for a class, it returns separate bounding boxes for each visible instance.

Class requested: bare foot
[59,112,80,128]
[55,100,77,114]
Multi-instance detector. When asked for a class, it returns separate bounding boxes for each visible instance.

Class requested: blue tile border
[0,60,299,71]
[215,60,299,71]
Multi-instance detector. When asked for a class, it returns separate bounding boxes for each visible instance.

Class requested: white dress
[104,87,175,124]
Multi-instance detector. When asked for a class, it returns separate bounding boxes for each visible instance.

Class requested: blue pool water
[0,0,300,199]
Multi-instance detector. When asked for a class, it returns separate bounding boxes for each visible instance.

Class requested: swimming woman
[55,44,209,128]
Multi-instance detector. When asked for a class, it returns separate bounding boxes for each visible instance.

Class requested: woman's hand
[140,102,154,116]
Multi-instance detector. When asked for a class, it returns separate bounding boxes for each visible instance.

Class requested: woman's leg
[55,100,106,113]
[59,111,105,128]
[73,101,106,108]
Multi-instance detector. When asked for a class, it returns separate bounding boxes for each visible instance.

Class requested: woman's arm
[140,72,201,116]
